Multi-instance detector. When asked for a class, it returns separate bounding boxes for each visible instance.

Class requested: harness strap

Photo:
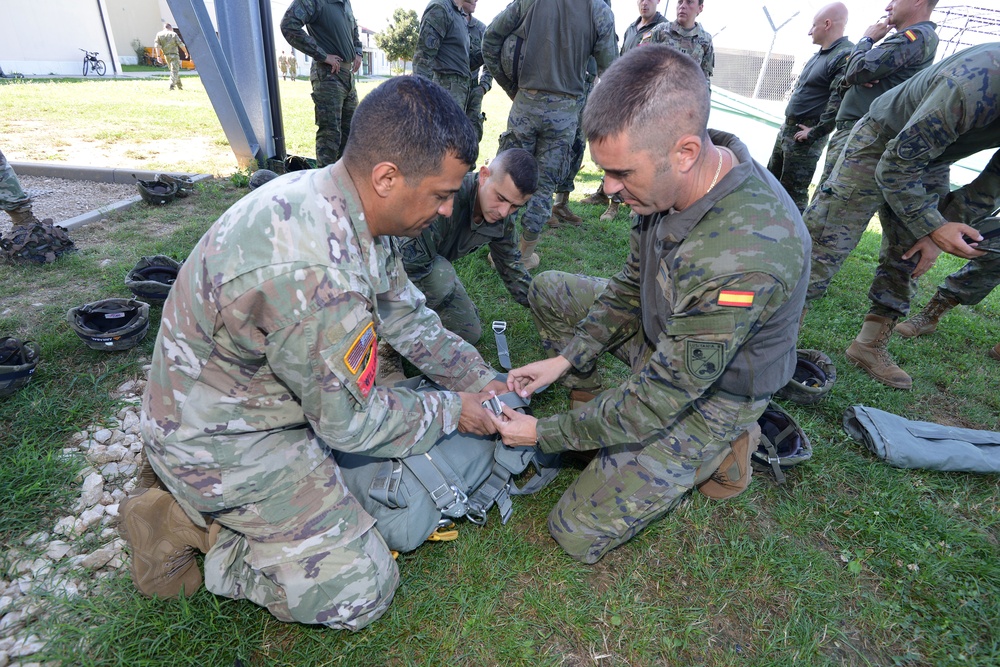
[368,459,406,509]
[492,320,512,370]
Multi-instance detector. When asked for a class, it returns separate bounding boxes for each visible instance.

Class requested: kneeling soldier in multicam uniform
[397,148,538,345]
[122,77,507,630]
[487,46,810,564]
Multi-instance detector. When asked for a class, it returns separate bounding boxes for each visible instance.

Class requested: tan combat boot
[519,238,539,271]
[7,203,41,227]
[696,423,762,500]
[136,455,167,492]
[845,314,912,390]
[600,200,620,221]
[895,291,960,338]
[580,182,609,206]
[551,192,583,226]
[989,343,1000,361]
[120,488,220,598]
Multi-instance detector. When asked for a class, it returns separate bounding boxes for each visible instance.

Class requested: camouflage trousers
[529,271,768,563]
[310,62,358,168]
[430,71,471,118]
[556,80,592,193]
[499,90,584,238]
[936,253,1000,305]
[0,149,30,211]
[767,117,826,212]
[814,122,853,200]
[412,255,483,344]
[803,118,950,318]
[202,456,399,631]
[465,84,486,143]
[165,53,182,88]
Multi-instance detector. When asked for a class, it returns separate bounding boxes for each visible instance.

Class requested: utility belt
[835,119,858,131]
[785,115,820,127]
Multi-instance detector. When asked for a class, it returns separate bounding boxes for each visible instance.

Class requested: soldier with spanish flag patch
[486,46,810,564]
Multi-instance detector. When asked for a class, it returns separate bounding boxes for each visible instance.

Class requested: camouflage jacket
[641,21,714,79]
[154,29,185,57]
[413,0,470,79]
[141,163,497,518]
[837,21,938,123]
[397,172,531,307]
[468,15,493,91]
[867,43,1000,239]
[280,0,362,65]
[535,132,809,452]
[621,12,667,55]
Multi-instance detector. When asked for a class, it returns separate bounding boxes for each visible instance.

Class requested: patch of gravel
[0,378,148,666]
[1,176,137,237]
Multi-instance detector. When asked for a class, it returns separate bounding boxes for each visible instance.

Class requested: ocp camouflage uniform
[413,0,471,112]
[640,20,714,79]
[154,27,186,89]
[767,36,853,212]
[529,131,809,563]
[483,0,617,240]
[398,172,531,344]
[281,0,363,167]
[803,43,1000,318]
[0,149,30,212]
[465,15,493,142]
[141,163,497,629]
[816,21,938,194]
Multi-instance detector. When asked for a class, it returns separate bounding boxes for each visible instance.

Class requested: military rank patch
[685,340,724,381]
[718,290,754,307]
[344,322,376,374]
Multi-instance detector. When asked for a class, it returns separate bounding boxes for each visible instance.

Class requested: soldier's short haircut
[344,76,478,180]
[489,148,539,196]
[583,46,710,156]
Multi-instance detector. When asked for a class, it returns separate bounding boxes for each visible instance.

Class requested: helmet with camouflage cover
[125,255,183,302]
[0,219,76,264]
[0,337,40,398]
[157,173,196,199]
[751,402,812,484]
[249,169,279,191]
[136,179,178,205]
[67,298,150,351]
[774,349,836,405]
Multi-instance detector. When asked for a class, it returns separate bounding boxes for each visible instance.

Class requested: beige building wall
[105,0,163,64]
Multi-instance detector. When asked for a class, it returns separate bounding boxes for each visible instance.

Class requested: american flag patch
[904,30,917,42]
[344,322,376,374]
[718,290,755,307]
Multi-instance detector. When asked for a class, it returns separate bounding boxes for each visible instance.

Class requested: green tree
[375,8,419,66]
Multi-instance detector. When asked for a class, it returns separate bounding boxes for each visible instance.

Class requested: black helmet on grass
[67,298,150,351]
[0,337,40,397]
[751,402,812,484]
[125,255,182,302]
[774,349,836,405]
[136,179,178,205]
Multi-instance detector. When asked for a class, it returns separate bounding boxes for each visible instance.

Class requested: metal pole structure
[752,6,798,99]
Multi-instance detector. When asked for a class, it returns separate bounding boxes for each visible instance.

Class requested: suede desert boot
[895,291,960,338]
[580,181,609,206]
[696,423,761,500]
[551,192,583,225]
[845,314,912,390]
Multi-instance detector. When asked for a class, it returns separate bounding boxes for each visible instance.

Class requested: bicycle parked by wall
[80,49,106,77]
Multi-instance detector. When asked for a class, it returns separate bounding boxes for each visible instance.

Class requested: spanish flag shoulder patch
[718,290,755,307]
[904,29,917,42]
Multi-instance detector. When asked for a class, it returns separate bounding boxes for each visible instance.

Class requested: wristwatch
[858,36,875,47]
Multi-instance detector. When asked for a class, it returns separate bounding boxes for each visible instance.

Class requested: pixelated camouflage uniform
[154,28,186,89]
[281,0,363,167]
[141,163,497,629]
[413,0,471,112]
[465,15,493,142]
[803,43,1000,318]
[767,36,853,212]
[816,21,938,194]
[397,172,531,344]
[529,132,809,563]
[640,20,714,79]
[483,0,617,239]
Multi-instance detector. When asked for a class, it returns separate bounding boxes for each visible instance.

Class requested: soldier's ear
[371,162,403,198]
[673,134,703,174]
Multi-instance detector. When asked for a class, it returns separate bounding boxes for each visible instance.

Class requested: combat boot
[519,238,539,271]
[6,203,41,227]
[136,455,167,492]
[895,291,960,338]
[600,200,620,221]
[989,342,1000,361]
[551,192,583,226]
[580,182,609,206]
[845,314,912,390]
[119,488,220,598]
[696,423,761,500]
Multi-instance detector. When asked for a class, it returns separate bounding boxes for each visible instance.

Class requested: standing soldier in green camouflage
[121,77,507,629]
[414,0,471,113]
[288,51,299,79]
[641,0,715,79]
[765,3,852,212]
[814,0,939,194]
[483,0,617,270]
[154,22,189,91]
[583,0,665,222]
[462,0,492,143]
[281,0,363,167]
[803,44,1000,390]
[278,51,289,80]
[398,148,538,344]
[0,148,75,263]
[488,46,809,564]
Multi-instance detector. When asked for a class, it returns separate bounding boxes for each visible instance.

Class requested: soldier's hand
[930,222,986,260]
[865,18,891,41]
[902,236,943,278]
[793,125,813,142]
[457,392,498,436]
[352,55,362,74]
[325,54,342,73]
[507,356,572,398]
[487,403,539,448]
[482,379,509,396]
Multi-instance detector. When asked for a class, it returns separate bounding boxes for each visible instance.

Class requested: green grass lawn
[1,75,998,667]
